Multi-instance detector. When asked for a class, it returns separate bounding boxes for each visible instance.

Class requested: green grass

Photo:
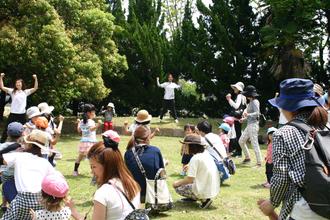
[109,116,222,130]
[54,135,270,220]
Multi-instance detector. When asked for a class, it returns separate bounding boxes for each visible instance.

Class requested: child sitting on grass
[30,172,71,220]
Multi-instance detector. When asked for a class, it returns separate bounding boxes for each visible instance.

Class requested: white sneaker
[175,119,179,123]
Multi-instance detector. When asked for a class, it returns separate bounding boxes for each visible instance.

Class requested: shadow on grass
[171,200,218,212]
[76,200,93,208]
[65,159,77,162]
[64,174,91,180]
[149,212,171,219]
[234,163,253,169]
[220,183,231,187]
[250,184,266,190]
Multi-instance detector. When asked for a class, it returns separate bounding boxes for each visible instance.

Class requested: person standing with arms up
[0,73,38,143]
[157,73,181,123]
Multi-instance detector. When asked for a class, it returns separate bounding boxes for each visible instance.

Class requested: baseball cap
[42,171,69,198]
[7,122,24,137]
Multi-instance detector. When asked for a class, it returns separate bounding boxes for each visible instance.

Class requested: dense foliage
[0,0,329,117]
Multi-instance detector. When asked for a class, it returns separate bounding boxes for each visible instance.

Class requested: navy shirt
[124,145,164,200]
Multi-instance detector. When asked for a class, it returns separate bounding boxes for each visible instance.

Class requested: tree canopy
[0,0,328,117]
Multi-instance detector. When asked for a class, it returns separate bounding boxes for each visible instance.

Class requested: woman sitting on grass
[173,134,220,209]
[68,130,141,220]
[124,125,165,203]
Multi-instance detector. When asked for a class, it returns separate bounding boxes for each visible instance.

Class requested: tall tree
[107,0,169,115]
[0,0,127,111]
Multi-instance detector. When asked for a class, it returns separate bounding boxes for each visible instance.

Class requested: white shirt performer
[0,73,38,143]
[157,73,181,123]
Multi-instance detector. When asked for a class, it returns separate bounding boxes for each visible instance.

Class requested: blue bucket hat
[268,78,325,112]
[219,123,231,132]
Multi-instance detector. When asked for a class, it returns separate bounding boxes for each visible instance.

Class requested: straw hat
[135,110,152,123]
[24,130,50,152]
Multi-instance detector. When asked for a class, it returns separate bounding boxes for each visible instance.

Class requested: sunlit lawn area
[53,134,270,220]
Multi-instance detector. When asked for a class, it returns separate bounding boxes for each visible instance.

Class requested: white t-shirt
[204,133,227,162]
[187,151,220,199]
[7,88,33,114]
[158,82,180,100]
[80,119,97,142]
[93,179,140,220]
[3,152,55,193]
[0,142,16,176]
[291,197,328,220]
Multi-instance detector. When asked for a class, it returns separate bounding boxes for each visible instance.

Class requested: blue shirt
[124,145,164,199]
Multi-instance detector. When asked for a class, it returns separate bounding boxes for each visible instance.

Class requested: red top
[265,142,273,164]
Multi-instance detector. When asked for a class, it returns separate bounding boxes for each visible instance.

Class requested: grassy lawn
[54,134,271,220]
[110,116,222,130]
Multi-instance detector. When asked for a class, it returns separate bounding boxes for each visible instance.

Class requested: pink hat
[223,116,235,126]
[102,130,120,143]
[42,172,69,198]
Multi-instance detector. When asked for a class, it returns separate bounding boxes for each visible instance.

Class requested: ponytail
[307,106,328,129]
[82,113,88,124]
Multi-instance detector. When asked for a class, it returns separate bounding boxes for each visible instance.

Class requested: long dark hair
[88,142,140,200]
[13,79,25,94]
[81,104,95,124]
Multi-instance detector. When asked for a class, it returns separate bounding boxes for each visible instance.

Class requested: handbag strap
[132,147,148,179]
[108,182,136,211]
[204,137,224,160]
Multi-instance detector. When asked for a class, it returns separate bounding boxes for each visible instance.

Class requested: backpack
[205,137,236,175]
[108,182,150,220]
[289,120,330,219]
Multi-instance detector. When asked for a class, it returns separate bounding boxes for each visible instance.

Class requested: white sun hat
[38,102,55,114]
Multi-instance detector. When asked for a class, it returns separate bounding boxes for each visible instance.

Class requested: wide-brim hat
[135,110,152,123]
[180,134,205,146]
[230,82,245,92]
[268,78,325,112]
[38,102,54,114]
[107,102,115,108]
[241,85,259,97]
[24,130,51,153]
[26,106,42,119]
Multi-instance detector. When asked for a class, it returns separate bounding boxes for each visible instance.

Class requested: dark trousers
[160,99,178,120]
[266,162,273,183]
[234,120,242,154]
[1,113,26,143]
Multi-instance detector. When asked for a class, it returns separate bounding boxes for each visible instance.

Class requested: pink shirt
[265,143,273,164]
[220,133,230,148]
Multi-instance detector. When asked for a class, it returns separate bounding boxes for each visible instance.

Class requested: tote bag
[132,147,173,213]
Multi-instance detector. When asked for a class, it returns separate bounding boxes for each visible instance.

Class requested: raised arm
[29,74,38,94]
[0,73,11,93]
[157,77,165,88]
